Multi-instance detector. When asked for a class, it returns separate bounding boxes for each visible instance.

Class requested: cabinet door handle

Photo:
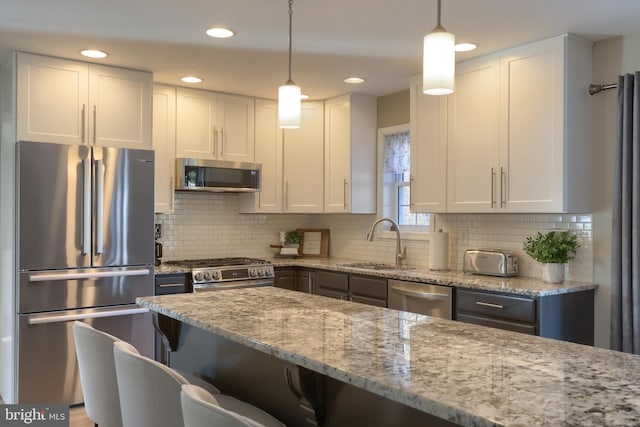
[220,126,224,158]
[475,301,505,309]
[409,174,414,207]
[93,105,97,144]
[213,126,218,158]
[285,181,289,209]
[169,177,174,210]
[490,168,496,208]
[500,167,506,207]
[343,179,349,209]
[81,104,86,143]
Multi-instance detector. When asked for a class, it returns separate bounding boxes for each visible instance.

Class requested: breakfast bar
[137,287,640,427]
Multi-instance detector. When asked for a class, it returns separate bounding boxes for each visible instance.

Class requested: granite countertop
[270,257,598,297]
[138,288,640,427]
[155,263,190,275]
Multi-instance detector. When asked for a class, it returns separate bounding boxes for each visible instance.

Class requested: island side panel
[538,290,595,345]
[169,321,458,427]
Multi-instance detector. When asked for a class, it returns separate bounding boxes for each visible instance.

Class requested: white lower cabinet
[153,85,176,213]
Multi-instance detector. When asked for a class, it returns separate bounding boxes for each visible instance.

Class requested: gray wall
[377,90,409,128]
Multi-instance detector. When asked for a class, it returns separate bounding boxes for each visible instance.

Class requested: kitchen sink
[340,262,414,271]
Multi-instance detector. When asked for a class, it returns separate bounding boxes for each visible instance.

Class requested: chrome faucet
[366,218,407,267]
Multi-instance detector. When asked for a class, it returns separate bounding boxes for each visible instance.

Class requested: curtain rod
[589,83,618,96]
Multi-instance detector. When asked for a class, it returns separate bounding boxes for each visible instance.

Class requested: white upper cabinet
[324,93,377,213]
[16,52,152,149]
[412,34,592,214]
[409,75,448,213]
[216,93,255,163]
[499,35,592,212]
[176,88,255,162]
[446,54,501,212]
[153,85,176,213]
[175,88,217,158]
[283,101,324,213]
[239,99,283,213]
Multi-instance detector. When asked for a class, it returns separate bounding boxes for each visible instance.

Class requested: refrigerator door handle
[95,158,104,254]
[28,268,151,283]
[27,306,149,325]
[82,158,92,255]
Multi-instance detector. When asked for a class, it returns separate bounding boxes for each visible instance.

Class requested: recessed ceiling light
[344,77,365,84]
[455,42,477,52]
[300,93,310,99]
[80,49,108,59]
[206,27,235,38]
[181,76,203,84]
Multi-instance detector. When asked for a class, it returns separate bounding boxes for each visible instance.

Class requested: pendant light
[279,0,301,129]
[423,0,455,95]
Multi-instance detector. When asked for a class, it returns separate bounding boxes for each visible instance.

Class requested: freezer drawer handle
[29,268,151,282]
[28,307,149,325]
[390,284,449,300]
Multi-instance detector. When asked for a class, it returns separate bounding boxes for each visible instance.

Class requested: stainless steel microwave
[176,158,261,192]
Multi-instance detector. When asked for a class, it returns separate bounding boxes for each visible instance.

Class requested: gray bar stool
[114,341,285,427]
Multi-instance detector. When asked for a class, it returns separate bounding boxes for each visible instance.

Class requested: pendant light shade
[279,0,301,128]
[423,0,455,95]
[279,82,301,129]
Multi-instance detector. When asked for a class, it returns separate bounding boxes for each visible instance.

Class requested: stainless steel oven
[163,258,274,293]
[387,280,453,320]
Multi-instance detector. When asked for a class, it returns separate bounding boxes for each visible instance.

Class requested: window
[378,125,431,234]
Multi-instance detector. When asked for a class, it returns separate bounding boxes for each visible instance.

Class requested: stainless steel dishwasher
[387,280,453,319]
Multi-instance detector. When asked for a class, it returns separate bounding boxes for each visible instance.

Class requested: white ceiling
[1,0,639,100]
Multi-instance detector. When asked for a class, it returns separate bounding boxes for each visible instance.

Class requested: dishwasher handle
[389,283,450,300]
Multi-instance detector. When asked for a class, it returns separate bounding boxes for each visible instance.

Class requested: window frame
[377,124,433,241]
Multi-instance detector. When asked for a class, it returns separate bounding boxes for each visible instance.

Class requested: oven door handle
[389,284,449,300]
[193,279,274,292]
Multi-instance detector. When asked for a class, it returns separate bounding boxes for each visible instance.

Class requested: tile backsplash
[156,192,593,282]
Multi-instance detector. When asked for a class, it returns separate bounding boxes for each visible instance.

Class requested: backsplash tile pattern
[156,193,593,282]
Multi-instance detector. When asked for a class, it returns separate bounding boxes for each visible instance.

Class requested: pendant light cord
[287,0,294,84]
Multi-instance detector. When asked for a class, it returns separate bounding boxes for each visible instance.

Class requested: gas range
[164,258,274,292]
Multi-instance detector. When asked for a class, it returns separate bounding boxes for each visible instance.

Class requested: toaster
[463,249,519,277]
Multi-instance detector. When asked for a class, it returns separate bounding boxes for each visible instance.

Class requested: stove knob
[255,268,262,277]
[250,268,257,277]
[194,272,203,282]
[212,271,220,280]
[203,272,212,281]
[266,268,273,277]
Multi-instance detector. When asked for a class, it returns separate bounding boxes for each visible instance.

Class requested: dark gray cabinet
[349,275,387,307]
[274,267,316,294]
[276,268,387,307]
[315,270,349,300]
[456,288,594,345]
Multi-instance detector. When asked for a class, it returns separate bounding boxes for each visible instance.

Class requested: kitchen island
[137,287,639,427]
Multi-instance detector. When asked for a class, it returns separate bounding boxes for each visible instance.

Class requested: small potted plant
[284,230,302,248]
[523,231,579,283]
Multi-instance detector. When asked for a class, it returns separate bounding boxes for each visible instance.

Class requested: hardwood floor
[69,405,94,427]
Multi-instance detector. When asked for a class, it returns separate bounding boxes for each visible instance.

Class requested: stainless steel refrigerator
[16,141,155,404]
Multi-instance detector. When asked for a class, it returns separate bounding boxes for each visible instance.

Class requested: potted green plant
[523,231,579,283]
[284,230,302,248]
